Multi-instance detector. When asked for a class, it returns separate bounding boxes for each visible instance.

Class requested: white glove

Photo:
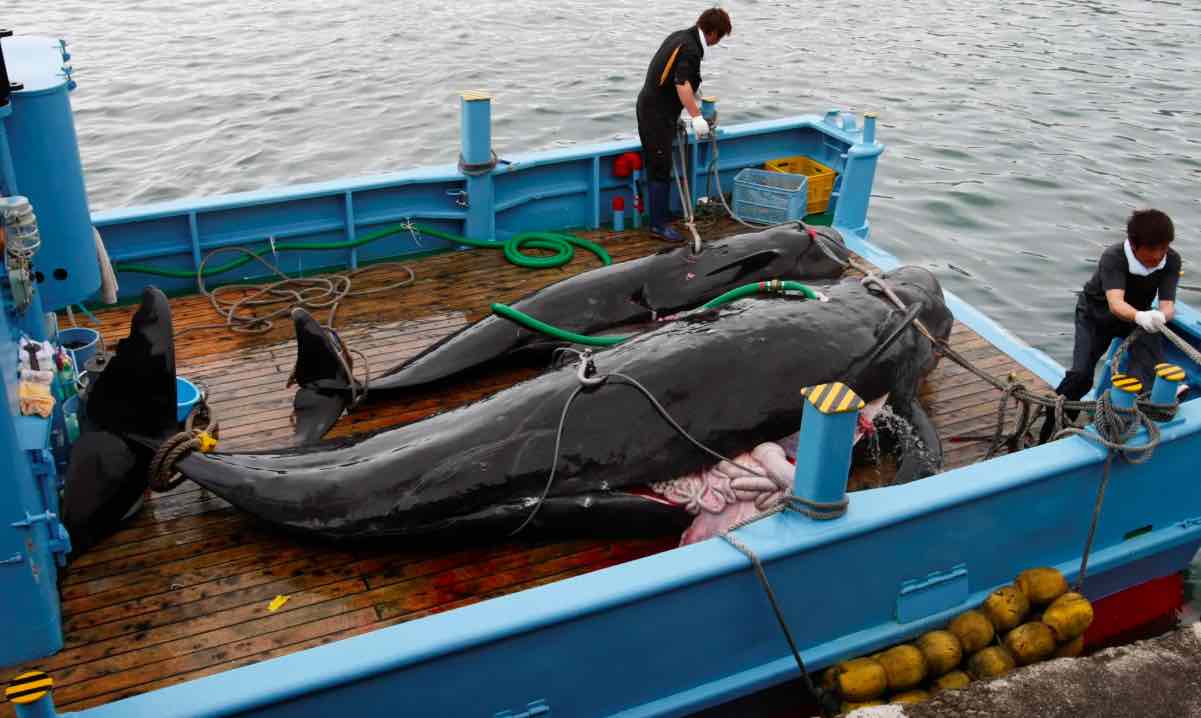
[1134,309,1166,333]
[690,114,710,138]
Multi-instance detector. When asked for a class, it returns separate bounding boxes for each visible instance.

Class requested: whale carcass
[176,265,952,543]
[290,223,853,441]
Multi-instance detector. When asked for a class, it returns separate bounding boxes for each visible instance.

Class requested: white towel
[95,227,119,304]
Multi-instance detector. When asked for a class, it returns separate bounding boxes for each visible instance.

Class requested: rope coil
[148,429,218,492]
[458,150,500,176]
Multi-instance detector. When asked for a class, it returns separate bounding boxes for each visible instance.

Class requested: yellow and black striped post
[1109,373,1142,411]
[1151,363,1187,405]
[6,671,57,718]
[793,382,864,518]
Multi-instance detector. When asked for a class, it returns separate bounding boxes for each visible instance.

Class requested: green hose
[413,225,612,269]
[113,223,612,278]
[491,303,633,347]
[702,280,817,309]
[492,280,817,347]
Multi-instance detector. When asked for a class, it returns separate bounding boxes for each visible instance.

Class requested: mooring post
[1151,363,1186,406]
[7,671,60,718]
[459,90,495,242]
[1108,373,1141,412]
[832,112,883,233]
[793,382,861,520]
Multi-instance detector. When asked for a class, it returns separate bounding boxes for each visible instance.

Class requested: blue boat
[2,30,1199,717]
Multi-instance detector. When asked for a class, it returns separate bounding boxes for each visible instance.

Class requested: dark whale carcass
[178,266,952,543]
[290,223,852,441]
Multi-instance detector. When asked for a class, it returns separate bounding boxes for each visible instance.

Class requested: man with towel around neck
[1040,209,1183,442]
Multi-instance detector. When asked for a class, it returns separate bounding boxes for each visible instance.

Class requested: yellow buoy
[876,644,928,691]
[1015,567,1069,605]
[916,630,963,677]
[1053,635,1085,658]
[1042,592,1094,642]
[830,657,888,701]
[1004,621,1057,665]
[949,609,996,653]
[967,646,1017,680]
[891,689,931,705]
[932,670,972,693]
[983,584,1030,632]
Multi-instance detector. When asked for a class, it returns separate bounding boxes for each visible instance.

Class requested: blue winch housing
[1,35,100,312]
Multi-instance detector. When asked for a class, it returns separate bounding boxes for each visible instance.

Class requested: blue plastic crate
[731,168,809,224]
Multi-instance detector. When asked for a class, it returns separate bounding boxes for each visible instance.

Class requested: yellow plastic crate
[763,156,836,215]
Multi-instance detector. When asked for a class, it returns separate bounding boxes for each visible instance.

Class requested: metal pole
[460,91,495,242]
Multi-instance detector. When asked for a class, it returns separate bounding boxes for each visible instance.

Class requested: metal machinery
[1,30,101,665]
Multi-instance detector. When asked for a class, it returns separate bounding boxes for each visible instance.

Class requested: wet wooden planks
[924,322,1052,469]
[1,223,1048,714]
[2,227,681,715]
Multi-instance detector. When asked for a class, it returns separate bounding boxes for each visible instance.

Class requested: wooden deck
[1,222,1047,714]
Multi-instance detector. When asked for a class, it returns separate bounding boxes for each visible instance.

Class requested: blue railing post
[832,112,883,233]
[793,382,862,519]
[6,670,60,718]
[1151,363,1186,405]
[460,91,496,242]
[1108,374,1141,412]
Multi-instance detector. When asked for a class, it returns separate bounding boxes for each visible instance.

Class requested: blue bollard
[701,96,717,124]
[793,382,862,520]
[1151,363,1186,405]
[1108,373,1141,411]
[832,112,884,234]
[6,671,59,718]
[459,90,495,242]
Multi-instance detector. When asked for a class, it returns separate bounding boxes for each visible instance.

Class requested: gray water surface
[10,1,1201,604]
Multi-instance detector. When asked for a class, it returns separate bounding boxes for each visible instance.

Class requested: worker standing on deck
[1040,209,1181,442]
[637,8,732,243]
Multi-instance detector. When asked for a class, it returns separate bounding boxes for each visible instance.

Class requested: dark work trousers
[1056,296,1164,402]
[636,94,675,183]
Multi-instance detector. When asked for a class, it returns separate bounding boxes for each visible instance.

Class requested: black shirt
[1081,242,1181,317]
[638,27,704,118]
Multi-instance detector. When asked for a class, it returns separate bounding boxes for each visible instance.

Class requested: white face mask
[1124,239,1166,277]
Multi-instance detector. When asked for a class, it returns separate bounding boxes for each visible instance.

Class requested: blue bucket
[59,327,102,372]
[177,376,200,423]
